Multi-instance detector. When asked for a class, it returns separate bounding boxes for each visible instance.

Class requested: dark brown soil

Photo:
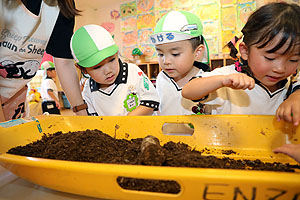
[7,129,300,194]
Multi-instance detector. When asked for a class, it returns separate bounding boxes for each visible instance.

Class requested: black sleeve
[46,12,74,59]
[22,0,74,59]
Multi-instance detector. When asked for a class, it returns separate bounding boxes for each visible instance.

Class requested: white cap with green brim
[150,11,209,64]
[70,24,119,68]
[41,61,55,70]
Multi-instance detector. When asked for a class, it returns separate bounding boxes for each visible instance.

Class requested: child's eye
[264,56,275,61]
[157,53,163,57]
[172,53,180,57]
[289,59,299,62]
[93,65,102,70]
[109,57,116,63]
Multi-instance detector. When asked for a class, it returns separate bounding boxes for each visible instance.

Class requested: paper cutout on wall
[138,28,153,45]
[137,12,155,29]
[121,17,137,32]
[237,2,256,30]
[122,30,138,46]
[122,45,137,60]
[155,0,174,10]
[221,5,237,30]
[141,44,156,59]
[110,10,120,20]
[120,1,137,18]
[137,0,154,13]
[101,22,115,33]
[196,3,219,21]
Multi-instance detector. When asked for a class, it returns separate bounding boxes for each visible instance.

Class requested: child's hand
[55,101,61,109]
[273,144,300,163]
[222,73,255,90]
[276,91,300,126]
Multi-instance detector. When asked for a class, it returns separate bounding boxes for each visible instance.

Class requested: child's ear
[239,42,249,61]
[194,44,205,60]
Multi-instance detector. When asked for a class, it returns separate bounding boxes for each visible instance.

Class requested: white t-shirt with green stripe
[156,69,205,115]
[199,64,300,115]
[82,61,160,116]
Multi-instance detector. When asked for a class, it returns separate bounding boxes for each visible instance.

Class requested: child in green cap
[150,10,210,115]
[71,24,159,116]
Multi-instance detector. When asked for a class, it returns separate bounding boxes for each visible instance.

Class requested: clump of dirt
[7,129,300,194]
[221,149,237,155]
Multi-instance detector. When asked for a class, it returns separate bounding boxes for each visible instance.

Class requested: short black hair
[189,36,204,51]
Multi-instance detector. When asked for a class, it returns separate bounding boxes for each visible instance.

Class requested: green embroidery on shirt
[124,93,138,112]
[143,76,149,90]
[188,123,194,129]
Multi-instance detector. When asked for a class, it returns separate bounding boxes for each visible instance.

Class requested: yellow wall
[74,0,298,60]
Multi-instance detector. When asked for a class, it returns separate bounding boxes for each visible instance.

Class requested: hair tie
[235,61,242,72]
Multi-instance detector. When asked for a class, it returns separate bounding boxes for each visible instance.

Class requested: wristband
[72,103,87,113]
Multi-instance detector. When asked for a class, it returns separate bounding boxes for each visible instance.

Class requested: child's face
[240,35,300,92]
[155,40,198,82]
[47,69,56,78]
[85,53,120,89]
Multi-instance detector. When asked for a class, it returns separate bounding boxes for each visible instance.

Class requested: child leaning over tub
[150,11,211,115]
[70,25,159,116]
[182,2,300,126]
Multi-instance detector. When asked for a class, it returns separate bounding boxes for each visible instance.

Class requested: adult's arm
[47,3,87,115]
[54,57,87,115]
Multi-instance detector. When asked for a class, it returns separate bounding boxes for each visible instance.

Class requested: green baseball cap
[41,61,55,70]
[150,11,209,64]
[70,24,119,68]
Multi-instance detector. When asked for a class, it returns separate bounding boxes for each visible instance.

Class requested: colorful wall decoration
[110,10,120,19]
[137,12,155,29]
[237,2,256,30]
[121,17,137,32]
[120,0,257,61]
[155,0,175,10]
[137,0,154,13]
[120,1,137,17]
[221,5,237,29]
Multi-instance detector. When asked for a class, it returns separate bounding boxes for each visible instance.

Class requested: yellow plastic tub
[0,115,299,200]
